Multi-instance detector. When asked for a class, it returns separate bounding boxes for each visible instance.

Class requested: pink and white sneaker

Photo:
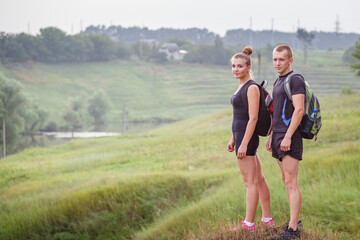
[263,218,275,226]
[231,220,255,231]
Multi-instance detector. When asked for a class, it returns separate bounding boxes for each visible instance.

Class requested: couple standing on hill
[227,45,304,240]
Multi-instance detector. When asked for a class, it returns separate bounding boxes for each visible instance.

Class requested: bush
[41,121,58,132]
[341,87,356,95]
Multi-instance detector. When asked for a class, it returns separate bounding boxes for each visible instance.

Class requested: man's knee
[282,155,299,187]
[281,174,286,184]
[283,173,298,190]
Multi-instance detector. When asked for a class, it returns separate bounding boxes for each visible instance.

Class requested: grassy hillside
[0,60,234,133]
[0,50,359,134]
[0,93,359,239]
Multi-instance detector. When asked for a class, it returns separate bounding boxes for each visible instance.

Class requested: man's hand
[280,136,291,152]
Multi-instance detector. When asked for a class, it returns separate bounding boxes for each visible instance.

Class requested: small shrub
[341,87,356,95]
[42,121,58,132]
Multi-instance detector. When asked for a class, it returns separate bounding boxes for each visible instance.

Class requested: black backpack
[243,80,273,136]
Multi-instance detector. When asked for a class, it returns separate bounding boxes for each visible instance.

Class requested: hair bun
[242,46,253,56]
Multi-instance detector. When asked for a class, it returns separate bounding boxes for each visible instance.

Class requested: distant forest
[0,25,359,65]
[85,25,360,50]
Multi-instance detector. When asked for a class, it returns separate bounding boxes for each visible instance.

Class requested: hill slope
[0,93,359,239]
[0,50,359,134]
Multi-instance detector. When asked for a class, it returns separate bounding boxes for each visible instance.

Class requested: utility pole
[297,18,300,30]
[258,52,261,80]
[140,38,143,58]
[334,15,341,49]
[297,19,301,49]
[249,17,253,46]
[123,104,126,135]
[80,20,83,33]
[271,18,275,45]
[2,119,6,158]
[335,15,340,36]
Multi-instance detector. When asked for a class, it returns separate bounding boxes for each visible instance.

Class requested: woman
[227,46,273,231]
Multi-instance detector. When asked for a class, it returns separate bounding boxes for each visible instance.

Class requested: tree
[343,46,356,64]
[39,27,68,62]
[131,41,152,59]
[18,103,48,134]
[63,96,86,137]
[0,33,28,62]
[150,50,168,63]
[16,102,47,146]
[351,38,360,77]
[213,35,227,65]
[88,35,116,61]
[0,74,26,155]
[16,33,44,61]
[63,109,82,138]
[297,28,315,64]
[116,41,131,59]
[67,34,94,62]
[184,43,212,64]
[87,90,111,130]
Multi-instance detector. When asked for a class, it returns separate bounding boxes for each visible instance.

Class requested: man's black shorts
[272,130,303,161]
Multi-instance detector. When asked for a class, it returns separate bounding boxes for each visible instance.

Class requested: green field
[0,50,359,239]
[0,91,359,239]
[0,50,359,134]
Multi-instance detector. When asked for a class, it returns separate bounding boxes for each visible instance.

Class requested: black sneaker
[281,220,302,230]
[274,220,302,231]
[271,227,300,240]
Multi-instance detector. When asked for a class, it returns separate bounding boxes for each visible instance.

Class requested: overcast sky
[1,0,360,36]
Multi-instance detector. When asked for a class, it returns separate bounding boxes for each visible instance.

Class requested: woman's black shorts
[233,131,259,156]
[271,130,303,161]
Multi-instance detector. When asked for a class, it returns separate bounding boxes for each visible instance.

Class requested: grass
[0,92,359,239]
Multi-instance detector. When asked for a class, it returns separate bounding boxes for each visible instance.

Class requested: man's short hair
[274,45,293,58]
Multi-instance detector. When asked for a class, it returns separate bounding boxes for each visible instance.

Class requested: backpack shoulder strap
[260,80,268,89]
[284,72,297,101]
[239,80,257,105]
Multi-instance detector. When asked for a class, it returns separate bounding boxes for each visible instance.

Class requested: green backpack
[284,72,322,141]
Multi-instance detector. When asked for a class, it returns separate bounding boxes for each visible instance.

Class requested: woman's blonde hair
[231,46,253,66]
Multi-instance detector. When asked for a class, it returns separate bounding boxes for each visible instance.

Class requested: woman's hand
[266,135,272,152]
[237,144,247,160]
[227,137,235,152]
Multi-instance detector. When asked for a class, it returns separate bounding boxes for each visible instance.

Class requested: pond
[2,121,173,157]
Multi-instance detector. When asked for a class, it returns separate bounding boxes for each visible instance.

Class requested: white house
[159,43,187,61]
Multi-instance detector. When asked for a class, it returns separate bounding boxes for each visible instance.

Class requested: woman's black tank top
[230,80,256,132]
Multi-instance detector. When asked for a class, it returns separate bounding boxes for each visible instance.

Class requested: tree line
[85,25,216,44]
[84,25,359,50]
[0,27,121,63]
[0,27,237,65]
[2,25,359,65]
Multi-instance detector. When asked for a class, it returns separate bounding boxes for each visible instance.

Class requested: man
[266,45,305,239]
